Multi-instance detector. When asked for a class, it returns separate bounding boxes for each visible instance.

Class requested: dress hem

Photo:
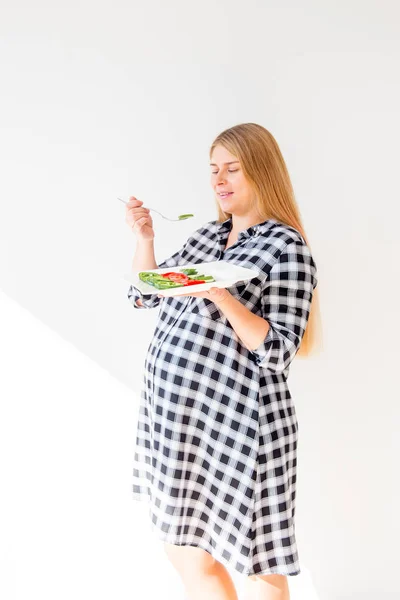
[132,491,301,578]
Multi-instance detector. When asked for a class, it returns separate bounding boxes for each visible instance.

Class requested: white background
[1,1,399,599]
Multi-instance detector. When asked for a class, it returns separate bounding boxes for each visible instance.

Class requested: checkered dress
[128,216,318,577]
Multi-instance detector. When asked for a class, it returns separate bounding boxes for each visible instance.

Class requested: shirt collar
[217,216,279,239]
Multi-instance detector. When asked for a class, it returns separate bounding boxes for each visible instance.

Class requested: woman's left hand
[157,286,230,304]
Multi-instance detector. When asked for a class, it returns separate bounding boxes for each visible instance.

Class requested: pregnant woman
[126,122,321,600]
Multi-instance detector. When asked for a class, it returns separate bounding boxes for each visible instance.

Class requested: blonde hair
[210,122,323,358]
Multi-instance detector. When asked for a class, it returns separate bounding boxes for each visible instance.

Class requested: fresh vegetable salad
[139,268,216,290]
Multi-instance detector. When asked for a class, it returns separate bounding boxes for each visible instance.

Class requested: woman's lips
[218,192,233,198]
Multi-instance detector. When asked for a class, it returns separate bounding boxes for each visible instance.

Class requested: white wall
[1,2,399,599]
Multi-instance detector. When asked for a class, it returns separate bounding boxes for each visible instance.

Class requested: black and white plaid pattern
[128,217,317,576]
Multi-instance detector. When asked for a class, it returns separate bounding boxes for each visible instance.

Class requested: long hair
[209,123,323,357]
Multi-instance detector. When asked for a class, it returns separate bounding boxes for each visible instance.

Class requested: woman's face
[210,145,256,217]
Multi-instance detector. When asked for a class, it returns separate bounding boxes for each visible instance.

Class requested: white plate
[123,260,261,297]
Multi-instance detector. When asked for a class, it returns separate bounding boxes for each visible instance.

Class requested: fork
[117,197,194,222]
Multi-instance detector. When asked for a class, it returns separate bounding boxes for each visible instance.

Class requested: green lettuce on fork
[138,268,216,290]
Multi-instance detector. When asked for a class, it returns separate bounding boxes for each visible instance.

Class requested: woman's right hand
[125,196,155,241]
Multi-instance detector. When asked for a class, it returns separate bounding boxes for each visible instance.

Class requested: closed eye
[211,169,238,174]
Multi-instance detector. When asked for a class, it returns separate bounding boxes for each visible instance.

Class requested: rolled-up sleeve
[249,240,318,373]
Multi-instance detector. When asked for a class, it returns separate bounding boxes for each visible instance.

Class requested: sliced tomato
[162,272,189,283]
[184,280,206,286]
